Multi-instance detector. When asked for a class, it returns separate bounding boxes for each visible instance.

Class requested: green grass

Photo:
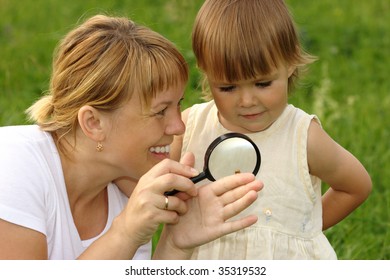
[1,0,389,259]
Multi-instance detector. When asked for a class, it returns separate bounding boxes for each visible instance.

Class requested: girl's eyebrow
[211,73,279,85]
[209,69,281,84]
[254,71,279,81]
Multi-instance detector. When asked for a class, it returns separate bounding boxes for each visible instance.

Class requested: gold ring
[164,196,169,210]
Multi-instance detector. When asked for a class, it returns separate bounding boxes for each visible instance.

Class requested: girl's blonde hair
[192,0,316,99]
[27,15,188,154]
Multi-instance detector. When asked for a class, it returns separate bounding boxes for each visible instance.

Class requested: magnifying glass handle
[190,171,206,184]
[164,172,207,196]
[164,189,179,196]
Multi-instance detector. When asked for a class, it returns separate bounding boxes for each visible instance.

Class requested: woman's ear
[78,105,106,142]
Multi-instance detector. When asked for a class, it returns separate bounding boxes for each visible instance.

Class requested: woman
[0,14,262,259]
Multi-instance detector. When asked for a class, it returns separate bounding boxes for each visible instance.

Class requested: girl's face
[104,83,186,180]
[208,65,294,134]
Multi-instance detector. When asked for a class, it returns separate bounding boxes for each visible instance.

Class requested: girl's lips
[241,112,264,120]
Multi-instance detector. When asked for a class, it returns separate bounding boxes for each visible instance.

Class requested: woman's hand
[79,154,199,260]
[113,157,199,248]
[160,172,263,253]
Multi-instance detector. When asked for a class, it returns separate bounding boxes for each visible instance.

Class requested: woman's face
[104,83,186,180]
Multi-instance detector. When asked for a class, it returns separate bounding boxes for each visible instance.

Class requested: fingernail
[191,168,199,176]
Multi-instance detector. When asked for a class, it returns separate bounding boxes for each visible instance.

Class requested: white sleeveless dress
[182,101,337,259]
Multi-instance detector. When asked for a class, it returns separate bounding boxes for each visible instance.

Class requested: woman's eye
[256,81,272,88]
[178,98,183,108]
[155,107,167,116]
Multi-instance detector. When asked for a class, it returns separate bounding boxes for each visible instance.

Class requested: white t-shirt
[0,125,151,259]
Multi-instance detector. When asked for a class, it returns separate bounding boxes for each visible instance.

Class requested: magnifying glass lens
[208,137,258,180]
[165,132,260,196]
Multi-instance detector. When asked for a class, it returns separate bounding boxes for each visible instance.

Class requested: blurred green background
[1,0,389,259]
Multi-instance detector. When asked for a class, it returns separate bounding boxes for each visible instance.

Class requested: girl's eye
[219,85,235,92]
[256,81,272,88]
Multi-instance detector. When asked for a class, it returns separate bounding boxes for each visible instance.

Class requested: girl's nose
[239,89,257,107]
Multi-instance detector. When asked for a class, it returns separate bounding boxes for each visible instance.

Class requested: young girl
[171,0,372,259]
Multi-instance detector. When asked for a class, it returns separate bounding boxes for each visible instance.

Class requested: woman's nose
[166,112,185,135]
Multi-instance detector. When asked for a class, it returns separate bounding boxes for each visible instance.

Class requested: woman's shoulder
[0,124,49,143]
[0,125,59,184]
[0,125,62,234]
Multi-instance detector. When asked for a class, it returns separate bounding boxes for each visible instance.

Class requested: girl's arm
[307,120,372,230]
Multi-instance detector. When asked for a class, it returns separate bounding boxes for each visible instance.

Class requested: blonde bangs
[197,25,281,83]
[57,21,189,111]
[193,0,315,86]
[135,41,189,107]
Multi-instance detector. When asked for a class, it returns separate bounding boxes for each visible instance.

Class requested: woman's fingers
[162,195,188,216]
[214,176,261,222]
[154,172,197,197]
[146,158,199,182]
[157,209,180,225]
[148,195,188,225]
[222,189,259,221]
[220,215,259,236]
[219,179,263,206]
[179,152,195,169]
[139,159,198,197]
[209,172,262,197]
[210,173,256,196]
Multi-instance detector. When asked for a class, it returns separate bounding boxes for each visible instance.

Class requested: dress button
[264,209,272,222]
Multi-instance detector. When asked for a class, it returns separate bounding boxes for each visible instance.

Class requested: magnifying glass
[165,132,261,196]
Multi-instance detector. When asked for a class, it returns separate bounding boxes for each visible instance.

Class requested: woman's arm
[0,219,48,259]
[79,158,199,259]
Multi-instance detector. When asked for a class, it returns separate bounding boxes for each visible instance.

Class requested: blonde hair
[192,0,316,99]
[27,15,188,154]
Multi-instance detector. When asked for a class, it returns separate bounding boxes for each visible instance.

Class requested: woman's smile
[149,144,171,160]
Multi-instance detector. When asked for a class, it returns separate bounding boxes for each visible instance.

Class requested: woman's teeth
[149,145,170,154]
